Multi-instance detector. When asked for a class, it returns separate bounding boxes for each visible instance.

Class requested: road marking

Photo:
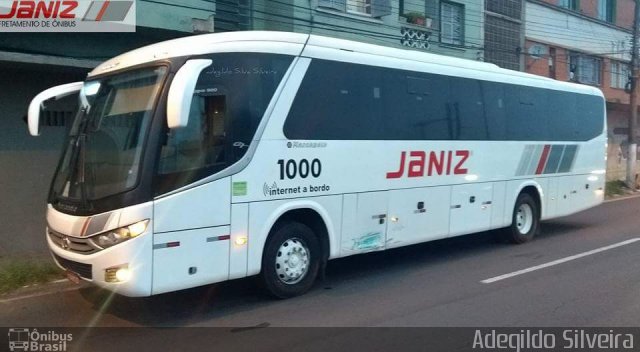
[481,238,640,284]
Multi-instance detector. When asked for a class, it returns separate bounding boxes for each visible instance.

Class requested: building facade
[524,0,636,180]
[247,0,485,60]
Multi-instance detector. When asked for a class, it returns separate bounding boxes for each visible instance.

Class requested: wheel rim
[275,238,309,285]
[516,203,534,234]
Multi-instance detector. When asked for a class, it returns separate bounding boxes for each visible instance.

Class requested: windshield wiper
[77,134,89,209]
[62,133,89,209]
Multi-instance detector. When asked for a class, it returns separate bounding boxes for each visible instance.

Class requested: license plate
[65,270,81,284]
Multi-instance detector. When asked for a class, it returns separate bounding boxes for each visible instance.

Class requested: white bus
[28,31,606,298]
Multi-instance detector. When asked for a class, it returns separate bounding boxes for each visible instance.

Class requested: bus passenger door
[152,179,231,295]
[449,183,493,236]
[340,192,388,256]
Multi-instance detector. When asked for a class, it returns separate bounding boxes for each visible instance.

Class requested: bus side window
[482,81,506,140]
[450,78,487,140]
[575,94,604,140]
[159,94,227,174]
[399,73,450,140]
[547,92,576,141]
[204,95,227,165]
[155,52,293,195]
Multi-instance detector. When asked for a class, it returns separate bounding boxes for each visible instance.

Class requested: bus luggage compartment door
[386,186,451,248]
[449,183,493,237]
[340,192,388,255]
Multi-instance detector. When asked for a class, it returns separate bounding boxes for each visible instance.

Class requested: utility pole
[627,0,640,188]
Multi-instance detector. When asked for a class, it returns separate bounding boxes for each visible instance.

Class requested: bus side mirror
[167,59,212,129]
[28,82,83,136]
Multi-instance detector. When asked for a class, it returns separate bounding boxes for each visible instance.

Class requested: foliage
[605,180,628,198]
[0,259,62,294]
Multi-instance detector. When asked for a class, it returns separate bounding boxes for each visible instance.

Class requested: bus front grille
[53,253,93,280]
[48,229,101,254]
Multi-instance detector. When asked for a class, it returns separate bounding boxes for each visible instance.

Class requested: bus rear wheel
[503,193,540,244]
[261,222,320,298]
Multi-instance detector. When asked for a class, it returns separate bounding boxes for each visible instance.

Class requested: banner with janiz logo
[0,0,136,32]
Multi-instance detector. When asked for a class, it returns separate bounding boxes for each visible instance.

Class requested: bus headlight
[90,220,149,249]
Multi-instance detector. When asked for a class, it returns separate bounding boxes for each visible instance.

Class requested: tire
[260,222,320,298]
[503,193,540,244]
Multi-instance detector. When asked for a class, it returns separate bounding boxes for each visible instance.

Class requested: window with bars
[569,53,602,85]
[610,61,630,89]
[440,1,464,46]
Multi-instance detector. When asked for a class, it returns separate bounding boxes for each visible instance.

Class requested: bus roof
[89,31,309,77]
[88,31,602,97]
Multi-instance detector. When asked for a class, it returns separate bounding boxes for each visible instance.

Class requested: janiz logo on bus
[386,150,470,179]
[0,1,77,18]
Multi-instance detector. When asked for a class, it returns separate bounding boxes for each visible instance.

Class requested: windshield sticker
[204,67,278,77]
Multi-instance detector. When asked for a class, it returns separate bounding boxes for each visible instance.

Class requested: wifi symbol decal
[263,182,278,197]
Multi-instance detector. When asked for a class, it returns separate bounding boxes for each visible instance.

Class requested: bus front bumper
[47,228,154,297]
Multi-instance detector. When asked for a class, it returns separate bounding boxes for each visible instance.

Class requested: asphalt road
[2,196,640,350]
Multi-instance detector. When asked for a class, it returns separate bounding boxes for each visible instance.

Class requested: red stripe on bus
[81,218,91,236]
[535,144,551,174]
[95,1,110,21]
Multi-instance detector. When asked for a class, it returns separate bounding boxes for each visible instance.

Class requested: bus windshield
[51,66,167,204]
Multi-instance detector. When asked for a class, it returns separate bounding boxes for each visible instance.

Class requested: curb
[0,278,88,303]
[604,191,640,203]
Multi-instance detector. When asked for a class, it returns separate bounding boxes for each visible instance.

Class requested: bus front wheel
[503,193,540,244]
[261,222,320,298]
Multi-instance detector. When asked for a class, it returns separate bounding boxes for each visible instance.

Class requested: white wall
[526,2,631,61]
